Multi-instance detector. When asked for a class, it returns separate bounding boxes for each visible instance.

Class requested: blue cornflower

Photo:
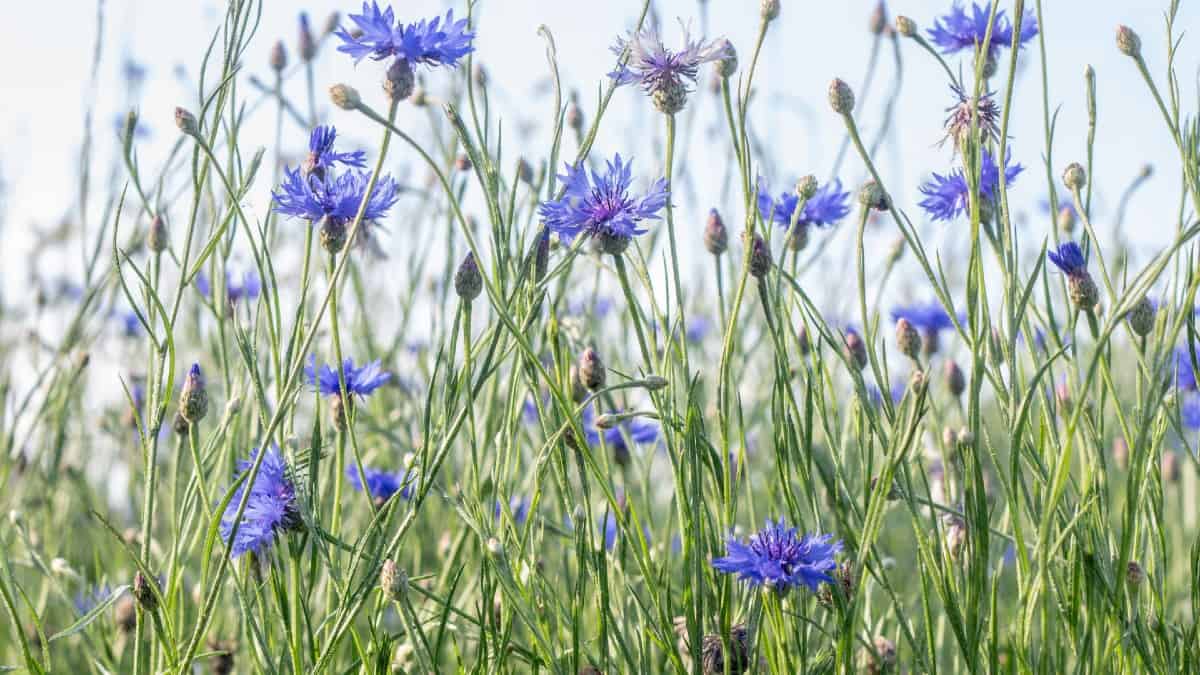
[73,583,119,615]
[305,356,392,398]
[347,464,413,503]
[116,113,150,140]
[273,166,400,225]
[1182,395,1200,430]
[565,296,615,319]
[494,496,532,525]
[686,315,713,344]
[608,22,728,113]
[582,406,660,454]
[114,309,142,337]
[1046,242,1087,276]
[196,270,261,304]
[918,149,1023,222]
[600,511,650,551]
[756,178,851,229]
[219,446,300,558]
[1174,346,1199,391]
[866,382,906,408]
[336,4,474,67]
[539,154,668,253]
[711,519,843,594]
[927,1,1038,56]
[303,126,366,177]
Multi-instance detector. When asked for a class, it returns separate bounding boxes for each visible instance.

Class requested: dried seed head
[1062,162,1087,192]
[329,84,362,110]
[384,59,416,101]
[1116,25,1141,57]
[454,252,483,302]
[895,318,921,360]
[704,209,728,255]
[828,78,855,115]
[578,348,606,390]
[1127,296,1155,337]
[895,15,917,37]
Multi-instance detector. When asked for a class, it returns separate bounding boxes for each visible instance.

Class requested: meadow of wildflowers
[5,0,1200,672]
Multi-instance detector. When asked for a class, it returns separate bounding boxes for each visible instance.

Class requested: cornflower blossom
[347,464,413,503]
[196,270,262,305]
[711,519,842,594]
[608,22,729,113]
[927,1,1038,56]
[305,356,392,399]
[918,149,1022,222]
[335,4,474,67]
[538,154,669,254]
[219,446,301,558]
[756,179,851,229]
[302,126,366,178]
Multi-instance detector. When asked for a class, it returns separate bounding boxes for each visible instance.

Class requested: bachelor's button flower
[538,154,668,254]
[494,496,532,526]
[303,126,366,178]
[686,316,714,344]
[600,511,650,551]
[927,1,1038,56]
[305,356,392,398]
[942,83,1001,151]
[608,21,729,114]
[918,149,1022,222]
[1174,346,1199,391]
[273,166,401,226]
[1047,241,1099,311]
[346,464,412,503]
[196,270,262,305]
[756,178,851,229]
[711,519,843,594]
[1182,395,1200,430]
[335,4,474,68]
[219,446,301,558]
[583,406,659,453]
[73,583,118,615]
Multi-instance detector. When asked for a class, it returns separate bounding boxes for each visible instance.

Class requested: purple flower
[686,316,714,344]
[73,584,119,615]
[1182,395,1200,430]
[196,270,261,304]
[711,519,842,594]
[538,154,668,246]
[346,464,412,502]
[273,166,400,225]
[927,1,1038,56]
[608,22,728,96]
[1046,242,1087,276]
[1174,346,1199,391]
[918,149,1023,222]
[494,496,532,525]
[756,179,851,229]
[305,126,366,175]
[335,4,474,68]
[305,356,391,398]
[600,511,649,551]
[219,446,300,558]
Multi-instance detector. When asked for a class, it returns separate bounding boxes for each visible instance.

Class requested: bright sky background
[1,0,1196,301]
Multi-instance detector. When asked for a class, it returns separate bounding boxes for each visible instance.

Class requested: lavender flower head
[335,3,474,67]
[918,149,1022,222]
[757,178,851,229]
[711,519,843,594]
[347,464,412,503]
[219,446,300,558]
[305,356,392,398]
[304,126,366,178]
[927,1,1038,56]
[538,154,668,254]
[609,21,730,113]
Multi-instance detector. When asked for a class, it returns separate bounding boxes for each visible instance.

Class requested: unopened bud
[299,13,316,62]
[175,107,199,136]
[1125,560,1145,588]
[133,572,158,612]
[828,78,855,115]
[895,16,916,37]
[868,2,887,35]
[1127,296,1155,337]
[1057,206,1076,234]
[269,41,287,72]
[844,331,868,370]
[859,179,889,211]
[747,233,772,278]
[1062,162,1087,192]
[944,360,965,397]
[716,39,738,78]
[594,413,618,430]
[896,318,921,359]
[704,209,728,255]
[1116,25,1141,58]
[329,84,362,110]
[795,175,819,200]
[147,215,169,253]
[642,375,668,391]
[578,348,606,390]
[454,252,483,302]
[179,363,209,424]
[760,0,780,22]
[380,559,406,601]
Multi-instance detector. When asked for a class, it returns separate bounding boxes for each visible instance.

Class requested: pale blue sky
[1,0,1195,299]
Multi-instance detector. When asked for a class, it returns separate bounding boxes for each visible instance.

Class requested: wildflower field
[5,0,1200,672]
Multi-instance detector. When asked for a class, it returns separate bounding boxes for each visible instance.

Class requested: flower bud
[1057,205,1076,234]
[715,39,738,78]
[1126,560,1145,588]
[147,215,169,253]
[578,348,606,390]
[870,636,897,672]
[868,2,887,35]
[454,252,483,302]
[270,41,287,72]
[760,0,780,22]
[844,331,868,370]
[569,366,588,403]
[942,426,957,448]
[380,559,406,601]
[133,571,158,613]
[944,516,967,562]
[828,78,855,115]
[329,84,362,110]
[795,175,819,200]
[1127,296,1155,337]
[747,233,771,278]
[516,158,535,185]
[534,229,550,282]
[797,324,811,355]
[175,107,199,136]
[642,375,668,391]
[1111,436,1129,471]
[455,153,472,172]
[895,16,917,37]
[704,209,728,255]
[384,59,415,101]
[179,363,209,424]
[566,96,584,132]
[1062,162,1087,192]
[486,537,505,558]
[594,413,618,430]
[1116,25,1141,57]
[858,179,890,211]
[896,318,921,359]
[944,360,965,397]
[786,223,809,251]
[1162,451,1180,483]
[298,13,316,62]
